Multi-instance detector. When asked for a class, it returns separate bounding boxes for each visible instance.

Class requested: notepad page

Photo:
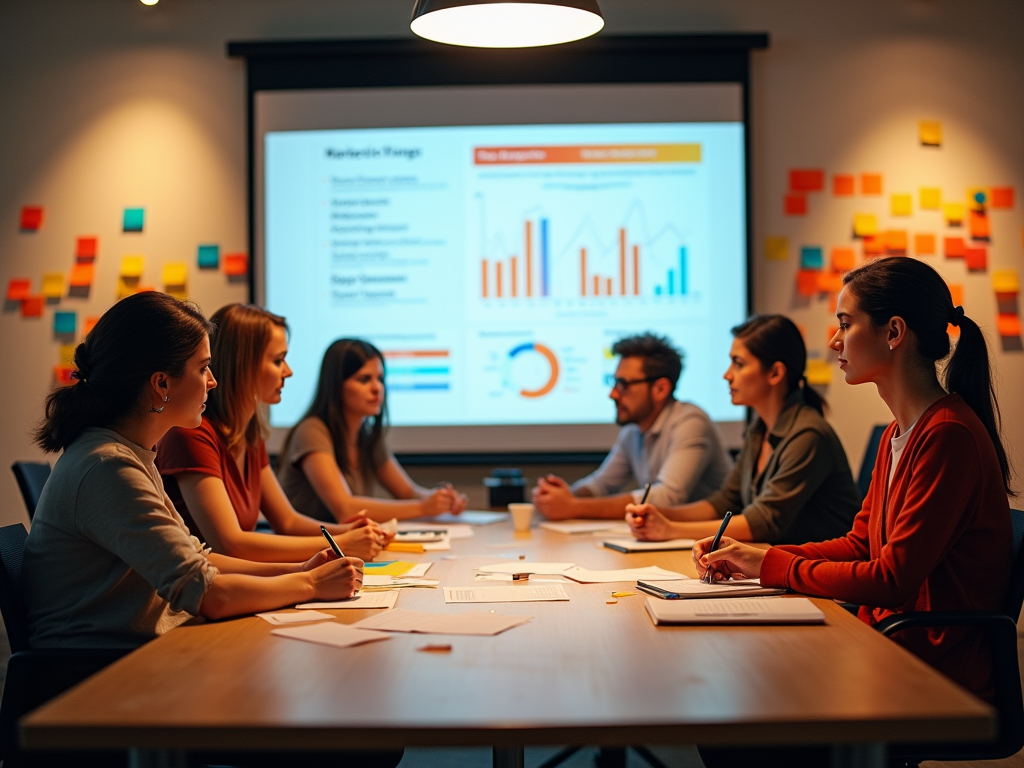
[443,585,570,603]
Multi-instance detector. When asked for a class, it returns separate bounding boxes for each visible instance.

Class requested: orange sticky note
[862,235,884,256]
[831,247,856,272]
[861,173,883,195]
[54,366,77,386]
[784,194,807,216]
[914,234,936,256]
[944,237,966,258]
[997,314,1022,337]
[796,269,820,297]
[21,296,44,318]
[789,169,824,192]
[883,230,908,253]
[7,278,31,301]
[891,194,913,216]
[919,120,942,147]
[990,187,1015,209]
[75,237,98,260]
[833,174,855,196]
[84,316,100,335]
[223,253,249,276]
[920,187,942,210]
[969,211,990,240]
[69,263,95,287]
[965,246,987,271]
[817,272,843,293]
[948,284,964,307]
[20,206,43,231]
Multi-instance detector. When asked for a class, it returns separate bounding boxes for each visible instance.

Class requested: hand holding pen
[700,510,733,584]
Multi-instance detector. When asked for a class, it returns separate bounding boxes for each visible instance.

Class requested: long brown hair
[731,315,827,415]
[205,304,287,451]
[35,293,213,452]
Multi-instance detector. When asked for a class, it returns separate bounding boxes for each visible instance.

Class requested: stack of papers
[296,592,399,610]
[636,578,785,600]
[364,562,432,577]
[477,562,574,575]
[603,538,695,552]
[361,576,439,591]
[561,565,685,583]
[645,596,825,625]
[396,522,474,540]
[539,520,631,535]
[443,585,570,603]
[354,608,532,636]
[272,622,391,648]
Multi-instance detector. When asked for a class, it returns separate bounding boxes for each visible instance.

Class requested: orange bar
[525,221,533,297]
[496,262,503,298]
[593,275,600,296]
[619,229,627,295]
[606,277,612,295]
[482,259,488,299]
[633,245,639,296]
[580,248,587,296]
[473,144,702,165]
[383,350,451,358]
[510,256,518,298]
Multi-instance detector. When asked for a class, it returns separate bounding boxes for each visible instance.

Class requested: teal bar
[668,270,675,295]
[386,367,450,376]
[679,247,688,295]
[655,285,663,296]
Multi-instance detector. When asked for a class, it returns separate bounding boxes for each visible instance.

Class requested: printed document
[295,592,400,610]
[355,608,532,636]
[444,585,570,603]
[271,622,391,648]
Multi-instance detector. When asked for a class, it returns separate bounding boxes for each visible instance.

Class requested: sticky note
[41,272,65,299]
[765,237,789,261]
[796,270,820,297]
[943,203,965,225]
[919,120,942,147]
[883,231,908,253]
[997,314,1022,337]
[7,278,31,301]
[800,246,824,270]
[69,263,94,287]
[891,194,913,216]
[59,343,76,366]
[914,234,936,256]
[197,244,220,269]
[817,272,843,293]
[122,207,145,232]
[75,237,98,260]
[831,247,856,272]
[862,235,884,256]
[223,253,249,276]
[165,285,189,300]
[920,187,942,210]
[966,187,988,211]
[993,271,1020,295]
[162,262,188,286]
[789,169,824,192]
[948,284,964,307]
[120,255,144,278]
[21,296,44,318]
[53,311,76,335]
[861,173,883,195]
[116,276,139,299]
[991,187,1015,209]
[54,366,76,386]
[20,206,43,231]
[969,211,990,240]
[833,174,855,196]
[944,237,966,258]
[805,359,833,386]
[965,246,987,271]
[84,316,100,336]
[784,194,807,216]
[853,213,878,237]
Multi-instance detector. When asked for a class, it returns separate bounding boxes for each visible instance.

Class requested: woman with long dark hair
[279,338,467,523]
[24,293,363,650]
[627,314,860,543]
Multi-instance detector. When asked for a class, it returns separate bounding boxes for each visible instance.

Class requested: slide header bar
[474,144,701,165]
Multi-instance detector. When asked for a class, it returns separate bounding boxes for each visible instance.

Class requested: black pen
[631,482,653,526]
[320,525,345,559]
[702,510,734,584]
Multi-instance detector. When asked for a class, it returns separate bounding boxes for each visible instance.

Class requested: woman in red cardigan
[695,257,1014,766]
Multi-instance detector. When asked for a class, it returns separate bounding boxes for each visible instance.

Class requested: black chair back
[0,523,30,654]
[10,462,50,520]
[857,425,887,500]
[1005,509,1024,619]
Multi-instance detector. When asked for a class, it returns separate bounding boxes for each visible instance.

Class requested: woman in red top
[158,304,388,563]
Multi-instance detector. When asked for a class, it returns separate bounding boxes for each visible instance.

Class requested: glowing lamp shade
[411,0,604,48]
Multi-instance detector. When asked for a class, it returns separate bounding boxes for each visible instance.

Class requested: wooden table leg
[832,743,886,768]
[128,748,189,768]
[493,745,525,768]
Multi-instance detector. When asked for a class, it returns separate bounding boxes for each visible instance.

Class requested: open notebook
[645,596,825,625]
[637,577,785,600]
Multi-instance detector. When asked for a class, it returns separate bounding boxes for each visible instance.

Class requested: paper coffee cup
[508,503,535,532]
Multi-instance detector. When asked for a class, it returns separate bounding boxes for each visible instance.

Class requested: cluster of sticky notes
[992,270,1022,339]
[784,169,824,216]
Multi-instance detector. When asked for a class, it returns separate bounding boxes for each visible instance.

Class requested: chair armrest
[876,611,1015,636]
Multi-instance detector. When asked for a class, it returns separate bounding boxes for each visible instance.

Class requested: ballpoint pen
[320,525,345,559]
[702,510,733,584]
[631,482,653,526]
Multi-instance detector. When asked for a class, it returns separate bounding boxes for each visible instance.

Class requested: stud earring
[150,395,169,414]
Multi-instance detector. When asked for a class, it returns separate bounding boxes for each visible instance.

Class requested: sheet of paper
[764,236,788,261]
[162,262,188,286]
[223,253,248,276]
[561,565,685,584]
[914,234,936,256]
[860,173,883,195]
[882,230,908,253]
[478,562,573,575]
[602,538,694,552]
[257,610,335,625]
[271,622,390,648]
[76,236,98,260]
[122,207,145,232]
[355,608,532,636]
[20,205,43,231]
[919,187,942,209]
[993,270,1020,294]
[816,272,842,293]
[444,585,569,603]
[645,596,825,625]
[639,578,781,597]
[396,522,474,539]
[539,520,629,535]
[406,563,433,577]
[832,174,854,196]
[783,194,807,216]
[41,272,65,299]
[53,311,76,335]
[432,510,508,525]
[853,213,878,237]
[919,119,942,147]
[197,244,220,269]
[296,591,399,610]
[890,194,913,216]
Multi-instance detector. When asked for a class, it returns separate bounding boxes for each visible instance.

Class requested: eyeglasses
[604,374,659,392]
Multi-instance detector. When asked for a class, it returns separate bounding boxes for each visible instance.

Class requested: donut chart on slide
[507,342,560,398]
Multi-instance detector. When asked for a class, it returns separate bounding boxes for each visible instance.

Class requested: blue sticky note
[800,246,824,270]
[122,207,145,232]
[54,311,76,335]
[197,244,220,269]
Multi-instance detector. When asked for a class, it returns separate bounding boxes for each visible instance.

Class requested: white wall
[1,0,1022,526]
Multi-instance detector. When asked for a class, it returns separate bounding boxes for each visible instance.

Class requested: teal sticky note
[54,311,76,335]
[800,246,824,270]
[123,207,145,232]
[197,244,220,269]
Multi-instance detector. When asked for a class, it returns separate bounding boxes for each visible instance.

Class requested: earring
[149,395,169,414]
[889,345,893,350]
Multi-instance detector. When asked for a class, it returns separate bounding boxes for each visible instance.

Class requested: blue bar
[668,270,675,295]
[541,219,549,297]
[679,247,688,295]
[386,383,451,391]
[386,367,450,376]
[655,285,663,296]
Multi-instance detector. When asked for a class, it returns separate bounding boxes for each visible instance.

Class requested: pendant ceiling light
[411,0,604,48]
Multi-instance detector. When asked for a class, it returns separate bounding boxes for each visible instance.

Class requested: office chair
[884,507,1024,766]
[10,462,50,521]
[856,425,887,500]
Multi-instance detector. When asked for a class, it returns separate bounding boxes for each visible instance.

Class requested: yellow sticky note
[920,187,942,210]
[805,359,833,386]
[364,562,416,577]
[992,270,1020,295]
[161,262,188,286]
[120,255,144,278]
[611,591,635,598]
[41,272,65,299]
[116,276,139,299]
[891,194,913,216]
[943,203,965,224]
[966,187,989,211]
[919,120,942,146]
[59,343,76,366]
[164,285,189,301]
[765,236,789,261]
[853,213,878,237]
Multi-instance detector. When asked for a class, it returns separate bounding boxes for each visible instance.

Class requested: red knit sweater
[760,394,1012,700]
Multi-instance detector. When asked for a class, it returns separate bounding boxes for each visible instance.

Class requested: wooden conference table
[22,517,994,768]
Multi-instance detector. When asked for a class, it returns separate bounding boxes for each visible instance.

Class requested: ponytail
[798,374,828,415]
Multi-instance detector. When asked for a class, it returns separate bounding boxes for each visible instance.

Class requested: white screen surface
[256,84,747,452]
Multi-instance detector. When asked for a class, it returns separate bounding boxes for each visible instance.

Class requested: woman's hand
[692,536,767,582]
[308,556,364,600]
[420,487,455,517]
[625,503,677,541]
[336,521,386,561]
[441,483,469,515]
[301,547,339,571]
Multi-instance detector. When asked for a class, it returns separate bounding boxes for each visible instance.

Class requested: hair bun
[949,305,965,327]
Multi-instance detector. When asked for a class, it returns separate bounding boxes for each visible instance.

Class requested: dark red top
[760,394,1012,700]
[156,418,269,540]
